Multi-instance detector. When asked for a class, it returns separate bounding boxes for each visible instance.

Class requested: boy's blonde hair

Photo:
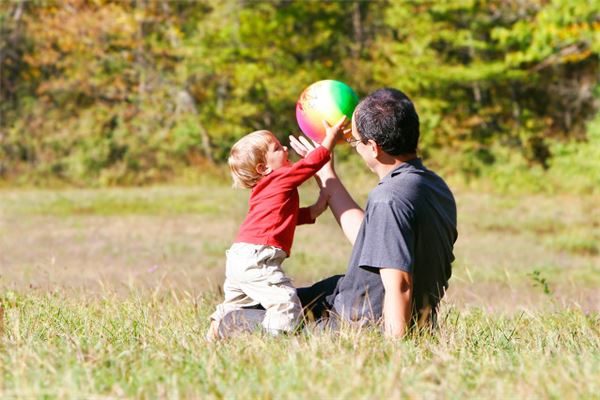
[228,130,274,188]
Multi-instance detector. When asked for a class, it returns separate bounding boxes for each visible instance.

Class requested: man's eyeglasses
[345,136,366,148]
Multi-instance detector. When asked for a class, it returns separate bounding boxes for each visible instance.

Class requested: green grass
[0,186,238,216]
[2,290,598,398]
[545,232,600,256]
[1,179,599,398]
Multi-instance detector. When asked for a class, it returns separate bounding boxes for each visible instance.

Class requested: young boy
[207,117,346,339]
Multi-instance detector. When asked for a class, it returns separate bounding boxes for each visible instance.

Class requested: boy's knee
[262,301,302,334]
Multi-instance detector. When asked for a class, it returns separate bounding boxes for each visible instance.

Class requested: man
[218,88,457,338]
[291,88,457,337]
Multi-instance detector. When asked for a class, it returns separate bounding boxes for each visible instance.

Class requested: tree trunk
[177,90,214,162]
[352,2,363,58]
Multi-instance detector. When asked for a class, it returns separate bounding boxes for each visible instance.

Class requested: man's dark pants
[218,275,343,337]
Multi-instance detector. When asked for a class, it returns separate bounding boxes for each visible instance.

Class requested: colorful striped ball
[296,80,359,144]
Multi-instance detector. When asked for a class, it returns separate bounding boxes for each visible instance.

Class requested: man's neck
[375,153,418,179]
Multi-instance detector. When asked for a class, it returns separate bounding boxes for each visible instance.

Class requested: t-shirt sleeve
[281,146,330,189]
[357,200,414,274]
[297,207,316,225]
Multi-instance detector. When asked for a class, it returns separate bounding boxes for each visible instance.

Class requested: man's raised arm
[314,163,364,245]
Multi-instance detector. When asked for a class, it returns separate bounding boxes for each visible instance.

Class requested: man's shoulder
[369,182,398,204]
[369,166,454,211]
[366,183,414,219]
[370,169,422,202]
[391,162,452,194]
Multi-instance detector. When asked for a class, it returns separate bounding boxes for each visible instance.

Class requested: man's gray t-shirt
[329,158,457,322]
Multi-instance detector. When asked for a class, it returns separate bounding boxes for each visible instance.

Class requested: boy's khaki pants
[210,243,302,334]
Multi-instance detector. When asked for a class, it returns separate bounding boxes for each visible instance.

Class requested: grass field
[1,175,599,398]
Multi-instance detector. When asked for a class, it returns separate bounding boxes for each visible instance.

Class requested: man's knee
[297,274,343,319]
[217,308,266,338]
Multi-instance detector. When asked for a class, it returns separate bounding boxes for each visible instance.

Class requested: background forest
[1,0,599,191]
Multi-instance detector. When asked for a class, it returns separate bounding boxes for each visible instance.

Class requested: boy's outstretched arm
[289,127,364,245]
[276,116,345,191]
[297,188,330,225]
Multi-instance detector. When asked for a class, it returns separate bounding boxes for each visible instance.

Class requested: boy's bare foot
[205,319,220,341]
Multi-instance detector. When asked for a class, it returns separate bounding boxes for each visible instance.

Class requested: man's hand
[380,268,413,338]
[288,125,351,159]
[288,134,318,158]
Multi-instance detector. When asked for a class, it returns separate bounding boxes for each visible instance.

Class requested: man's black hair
[354,88,420,155]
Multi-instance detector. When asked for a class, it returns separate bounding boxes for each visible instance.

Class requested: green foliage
[528,269,552,295]
[0,0,599,187]
[452,109,600,194]
[379,0,599,176]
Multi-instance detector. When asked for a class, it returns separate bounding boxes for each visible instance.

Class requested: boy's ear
[256,163,272,176]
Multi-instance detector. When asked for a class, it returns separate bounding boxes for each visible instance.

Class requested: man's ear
[367,139,380,158]
[256,163,272,176]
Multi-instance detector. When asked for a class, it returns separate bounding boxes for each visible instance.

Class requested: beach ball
[296,80,359,143]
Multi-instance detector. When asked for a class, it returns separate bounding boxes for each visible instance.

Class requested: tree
[372,0,599,174]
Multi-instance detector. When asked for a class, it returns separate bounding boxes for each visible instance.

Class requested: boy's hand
[288,116,348,158]
[309,189,330,220]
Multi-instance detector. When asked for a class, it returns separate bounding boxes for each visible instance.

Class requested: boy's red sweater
[234,146,330,256]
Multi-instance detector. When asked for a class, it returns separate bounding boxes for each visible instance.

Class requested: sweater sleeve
[297,207,316,225]
[280,146,330,189]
